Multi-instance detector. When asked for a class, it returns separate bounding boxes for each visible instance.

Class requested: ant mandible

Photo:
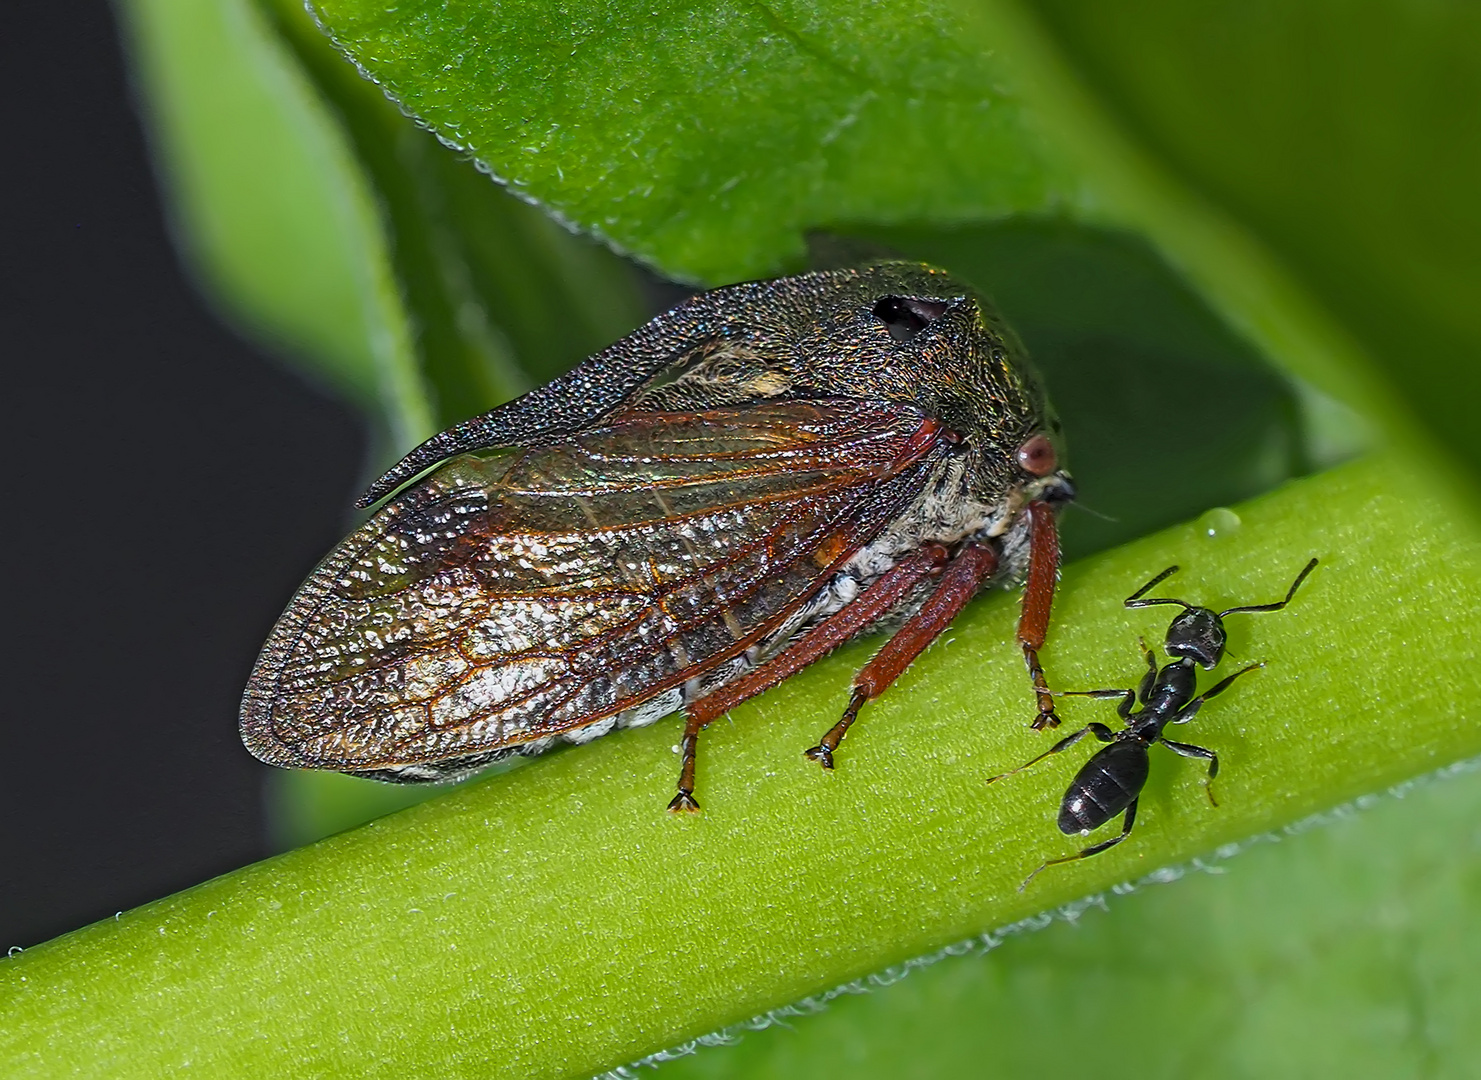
[988,557,1318,891]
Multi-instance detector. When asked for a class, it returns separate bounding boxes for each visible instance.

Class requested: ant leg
[1218,557,1318,617]
[1019,799,1139,891]
[1160,738,1220,807]
[1136,639,1158,705]
[1123,566,1192,612]
[986,723,1115,785]
[1057,687,1137,720]
[667,712,706,813]
[1169,662,1264,726]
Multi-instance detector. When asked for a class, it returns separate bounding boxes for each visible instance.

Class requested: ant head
[1164,607,1226,669]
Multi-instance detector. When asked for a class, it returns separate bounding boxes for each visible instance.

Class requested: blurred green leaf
[122,0,434,447]
[258,0,651,427]
[265,769,454,849]
[125,0,650,443]
[126,0,654,844]
[1029,0,1481,491]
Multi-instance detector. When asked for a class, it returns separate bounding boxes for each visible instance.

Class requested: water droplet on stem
[1199,507,1241,539]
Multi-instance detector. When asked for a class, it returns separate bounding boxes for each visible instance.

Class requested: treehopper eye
[240,262,1075,810]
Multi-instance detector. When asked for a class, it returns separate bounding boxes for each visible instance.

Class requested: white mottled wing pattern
[241,400,946,774]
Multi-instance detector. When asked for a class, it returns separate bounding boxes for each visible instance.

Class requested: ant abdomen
[1059,742,1149,834]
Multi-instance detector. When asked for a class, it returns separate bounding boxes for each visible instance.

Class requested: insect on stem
[241,263,1077,810]
[996,558,1317,888]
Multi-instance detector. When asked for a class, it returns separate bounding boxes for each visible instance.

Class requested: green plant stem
[4,453,1479,1078]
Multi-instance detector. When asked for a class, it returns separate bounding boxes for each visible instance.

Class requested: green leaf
[305,0,1085,284]
[4,456,1479,1078]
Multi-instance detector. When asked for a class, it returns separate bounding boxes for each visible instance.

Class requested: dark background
[1,1,367,947]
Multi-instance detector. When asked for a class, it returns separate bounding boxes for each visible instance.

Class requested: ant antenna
[1123,565,1193,612]
[1218,558,1318,617]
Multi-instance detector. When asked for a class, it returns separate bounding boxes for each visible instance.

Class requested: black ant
[988,557,1317,890]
